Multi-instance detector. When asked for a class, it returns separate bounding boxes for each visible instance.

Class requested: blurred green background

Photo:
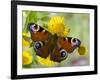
[22,11,90,68]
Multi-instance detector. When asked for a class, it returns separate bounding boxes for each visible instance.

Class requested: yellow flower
[78,45,88,55]
[22,51,33,65]
[22,32,31,47]
[48,16,70,37]
[22,31,31,38]
[37,55,58,67]
[63,27,70,37]
[22,39,30,47]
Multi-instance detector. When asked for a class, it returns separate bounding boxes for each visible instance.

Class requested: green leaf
[40,16,49,21]
[23,11,38,32]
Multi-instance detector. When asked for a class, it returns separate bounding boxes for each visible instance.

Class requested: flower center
[53,23,65,35]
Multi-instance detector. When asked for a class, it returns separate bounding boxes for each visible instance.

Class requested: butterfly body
[29,23,81,62]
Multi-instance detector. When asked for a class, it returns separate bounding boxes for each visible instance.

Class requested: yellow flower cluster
[48,16,70,37]
[23,39,30,47]
[22,32,31,47]
[23,51,33,65]
[22,32,33,66]
[37,55,58,67]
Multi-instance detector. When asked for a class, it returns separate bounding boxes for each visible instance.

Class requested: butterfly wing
[58,37,81,53]
[29,23,52,58]
[29,23,51,41]
[50,37,81,62]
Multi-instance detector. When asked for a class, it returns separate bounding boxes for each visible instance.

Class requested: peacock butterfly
[29,23,81,62]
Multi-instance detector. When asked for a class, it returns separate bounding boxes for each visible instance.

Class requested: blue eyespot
[60,49,68,58]
[34,41,43,50]
[61,51,66,57]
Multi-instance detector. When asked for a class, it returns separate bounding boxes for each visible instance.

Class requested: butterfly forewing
[57,37,81,53]
[29,23,51,42]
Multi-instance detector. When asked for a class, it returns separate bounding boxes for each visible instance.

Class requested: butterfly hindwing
[34,42,50,58]
[50,37,81,62]
[50,46,68,62]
